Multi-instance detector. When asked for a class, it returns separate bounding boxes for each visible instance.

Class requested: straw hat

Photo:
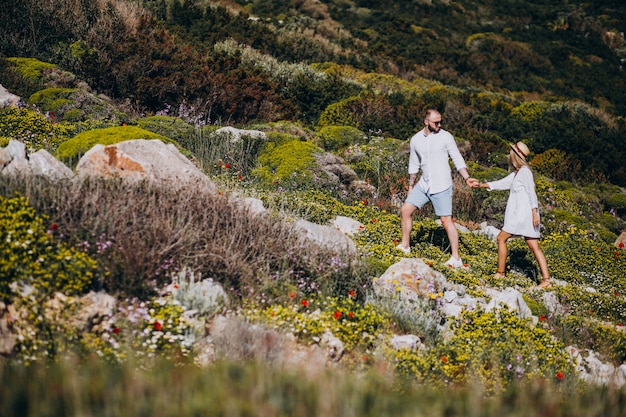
[510,141,530,161]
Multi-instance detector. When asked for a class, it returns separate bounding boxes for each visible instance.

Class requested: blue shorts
[406,185,453,217]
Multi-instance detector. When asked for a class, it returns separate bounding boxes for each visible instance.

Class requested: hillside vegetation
[1,0,626,415]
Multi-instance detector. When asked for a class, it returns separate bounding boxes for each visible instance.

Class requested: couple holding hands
[396,109,551,289]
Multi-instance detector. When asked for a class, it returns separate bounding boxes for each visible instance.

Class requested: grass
[1,354,625,417]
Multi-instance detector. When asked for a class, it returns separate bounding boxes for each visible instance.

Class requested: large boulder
[0,140,74,180]
[76,139,215,191]
[0,84,21,107]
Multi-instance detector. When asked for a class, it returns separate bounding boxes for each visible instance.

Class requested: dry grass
[0,175,366,300]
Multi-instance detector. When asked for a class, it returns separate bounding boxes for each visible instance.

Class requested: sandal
[536,278,552,289]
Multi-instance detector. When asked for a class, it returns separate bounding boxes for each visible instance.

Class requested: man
[396,109,478,268]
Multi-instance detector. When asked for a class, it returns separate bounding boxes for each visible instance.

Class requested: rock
[331,215,363,236]
[0,84,21,107]
[314,152,358,185]
[76,139,215,191]
[28,149,75,180]
[214,126,266,142]
[484,287,533,319]
[293,218,357,254]
[390,334,422,350]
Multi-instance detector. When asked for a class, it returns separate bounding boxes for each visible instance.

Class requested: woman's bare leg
[496,230,512,275]
[526,238,550,281]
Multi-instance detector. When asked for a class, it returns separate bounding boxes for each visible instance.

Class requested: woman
[475,141,551,289]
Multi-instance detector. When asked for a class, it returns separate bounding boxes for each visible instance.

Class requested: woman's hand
[532,210,540,228]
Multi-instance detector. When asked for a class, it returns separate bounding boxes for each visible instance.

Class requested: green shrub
[55,126,171,163]
[136,115,196,144]
[29,87,77,112]
[317,125,367,151]
[542,227,626,298]
[242,293,392,351]
[0,107,73,152]
[607,193,626,216]
[253,139,321,189]
[6,57,56,82]
[0,194,97,301]
[392,308,574,393]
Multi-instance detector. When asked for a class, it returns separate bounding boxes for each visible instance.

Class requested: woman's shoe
[537,278,552,289]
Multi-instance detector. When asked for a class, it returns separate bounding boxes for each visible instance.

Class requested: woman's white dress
[486,165,540,238]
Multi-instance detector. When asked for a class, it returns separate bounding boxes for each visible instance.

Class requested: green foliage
[607,193,626,216]
[532,149,582,181]
[318,96,360,128]
[542,227,626,298]
[55,126,170,162]
[6,57,56,81]
[29,87,76,112]
[317,125,367,151]
[136,115,196,144]
[253,139,321,189]
[552,315,626,364]
[392,308,574,393]
[0,194,96,301]
[0,107,73,152]
[242,294,392,351]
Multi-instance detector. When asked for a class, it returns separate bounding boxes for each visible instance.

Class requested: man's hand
[465,177,479,188]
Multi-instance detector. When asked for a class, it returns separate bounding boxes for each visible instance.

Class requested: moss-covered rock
[56,126,171,163]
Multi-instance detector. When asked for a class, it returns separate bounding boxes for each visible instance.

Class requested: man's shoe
[445,256,465,268]
[396,244,411,254]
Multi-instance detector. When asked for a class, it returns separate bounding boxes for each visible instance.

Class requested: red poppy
[225,163,231,169]
[440,355,448,363]
[348,290,356,297]
[238,175,243,181]
[539,315,546,321]
[620,242,625,249]
[112,327,120,334]
[333,311,342,319]
[555,371,564,380]
[289,292,296,298]
[371,218,377,223]
[50,223,59,231]
[301,299,309,307]
[153,321,163,331]
[362,200,368,205]
[615,291,619,296]
[348,312,354,318]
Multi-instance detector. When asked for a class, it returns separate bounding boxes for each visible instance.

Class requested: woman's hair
[509,149,529,171]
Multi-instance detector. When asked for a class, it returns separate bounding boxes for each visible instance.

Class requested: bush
[253,139,322,189]
[392,308,574,393]
[317,125,367,151]
[0,193,97,301]
[0,107,73,152]
[29,87,76,112]
[55,125,171,164]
